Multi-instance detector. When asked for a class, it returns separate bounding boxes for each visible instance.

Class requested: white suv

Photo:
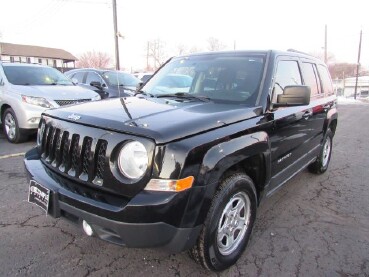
[0,63,100,143]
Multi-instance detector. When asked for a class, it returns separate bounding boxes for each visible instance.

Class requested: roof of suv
[175,49,322,63]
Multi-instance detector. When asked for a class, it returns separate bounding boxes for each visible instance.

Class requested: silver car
[0,63,100,143]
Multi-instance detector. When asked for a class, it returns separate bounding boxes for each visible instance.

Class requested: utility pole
[324,24,328,64]
[354,29,362,100]
[112,0,120,70]
[146,41,150,71]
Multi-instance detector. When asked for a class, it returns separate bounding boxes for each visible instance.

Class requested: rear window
[103,71,141,87]
[317,65,334,95]
[301,62,321,96]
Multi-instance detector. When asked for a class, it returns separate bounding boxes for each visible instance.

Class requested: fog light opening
[82,220,94,236]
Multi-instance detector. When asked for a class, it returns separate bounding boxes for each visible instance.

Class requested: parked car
[133,72,153,83]
[25,50,337,271]
[0,62,100,143]
[65,69,141,98]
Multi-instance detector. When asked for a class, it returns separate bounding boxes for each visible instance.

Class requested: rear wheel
[189,173,257,271]
[2,108,27,143]
[309,129,333,174]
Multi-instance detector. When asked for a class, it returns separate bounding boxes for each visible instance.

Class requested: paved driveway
[0,104,368,276]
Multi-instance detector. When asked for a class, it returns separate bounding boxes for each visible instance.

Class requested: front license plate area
[28,180,50,214]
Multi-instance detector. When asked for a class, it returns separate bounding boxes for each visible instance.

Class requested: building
[0,42,77,72]
[333,76,369,97]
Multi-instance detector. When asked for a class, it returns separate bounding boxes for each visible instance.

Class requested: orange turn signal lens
[145,176,194,192]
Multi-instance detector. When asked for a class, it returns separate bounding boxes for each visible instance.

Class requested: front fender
[182,131,271,227]
[199,131,270,186]
[323,98,338,135]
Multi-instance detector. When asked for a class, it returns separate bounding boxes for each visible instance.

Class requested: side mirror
[136,81,143,91]
[275,85,311,107]
[0,78,4,86]
[90,81,102,89]
[71,78,78,85]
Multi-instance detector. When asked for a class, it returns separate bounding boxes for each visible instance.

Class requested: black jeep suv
[24,50,337,271]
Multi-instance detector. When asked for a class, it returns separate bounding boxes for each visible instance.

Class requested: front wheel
[189,173,257,271]
[2,108,27,143]
[309,129,333,174]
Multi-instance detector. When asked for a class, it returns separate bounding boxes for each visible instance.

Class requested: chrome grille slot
[55,99,91,106]
[68,135,80,177]
[80,137,93,182]
[52,130,63,167]
[93,140,107,186]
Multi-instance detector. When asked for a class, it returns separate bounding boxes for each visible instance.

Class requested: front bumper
[24,148,201,252]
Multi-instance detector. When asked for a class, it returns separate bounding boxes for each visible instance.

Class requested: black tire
[189,173,257,271]
[2,108,26,143]
[308,129,333,174]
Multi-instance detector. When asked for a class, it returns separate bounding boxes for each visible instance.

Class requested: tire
[189,173,257,271]
[308,129,333,174]
[2,108,27,143]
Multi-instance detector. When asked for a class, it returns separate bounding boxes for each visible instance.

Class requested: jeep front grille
[55,99,91,106]
[39,120,108,186]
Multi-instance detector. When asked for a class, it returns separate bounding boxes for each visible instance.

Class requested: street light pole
[354,29,362,100]
[112,0,120,70]
[324,24,328,64]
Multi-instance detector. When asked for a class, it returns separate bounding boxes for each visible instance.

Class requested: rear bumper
[24,148,201,252]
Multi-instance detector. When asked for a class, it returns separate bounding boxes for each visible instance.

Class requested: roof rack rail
[286,49,311,56]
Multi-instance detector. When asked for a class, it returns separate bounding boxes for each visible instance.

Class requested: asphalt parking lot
[1,104,369,276]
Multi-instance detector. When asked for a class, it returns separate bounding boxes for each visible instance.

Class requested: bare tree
[309,50,335,65]
[147,39,168,70]
[76,51,112,69]
[206,37,226,51]
[189,46,203,54]
[176,43,188,56]
[328,63,359,79]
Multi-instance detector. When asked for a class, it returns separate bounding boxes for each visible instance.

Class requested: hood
[44,97,262,144]
[11,84,98,100]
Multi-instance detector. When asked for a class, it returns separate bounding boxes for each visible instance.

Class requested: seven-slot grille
[39,120,107,186]
[55,99,91,106]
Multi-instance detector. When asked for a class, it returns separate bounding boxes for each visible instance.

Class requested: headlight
[118,141,148,179]
[92,94,101,101]
[22,95,53,108]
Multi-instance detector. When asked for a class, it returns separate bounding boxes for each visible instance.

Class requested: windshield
[3,65,74,86]
[103,71,141,87]
[142,54,265,105]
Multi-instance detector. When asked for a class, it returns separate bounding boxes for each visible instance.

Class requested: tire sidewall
[204,175,257,271]
[319,129,333,172]
[2,108,19,143]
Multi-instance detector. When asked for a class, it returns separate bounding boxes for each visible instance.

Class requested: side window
[73,72,85,83]
[317,65,334,95]
[301,62,320,96]
[272,60,302,102]
[85,72,101,85]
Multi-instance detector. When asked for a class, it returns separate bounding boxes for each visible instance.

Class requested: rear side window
[317,65,334,95]
[72,72,85,84]
[272,60,302,102]
[301,62,321,96]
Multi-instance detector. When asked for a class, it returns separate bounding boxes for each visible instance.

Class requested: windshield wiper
[156,92,210,102]
[134,90,155,97]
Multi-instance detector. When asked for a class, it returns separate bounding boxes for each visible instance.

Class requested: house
[341,76,369,97]
[0,42,77,72]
